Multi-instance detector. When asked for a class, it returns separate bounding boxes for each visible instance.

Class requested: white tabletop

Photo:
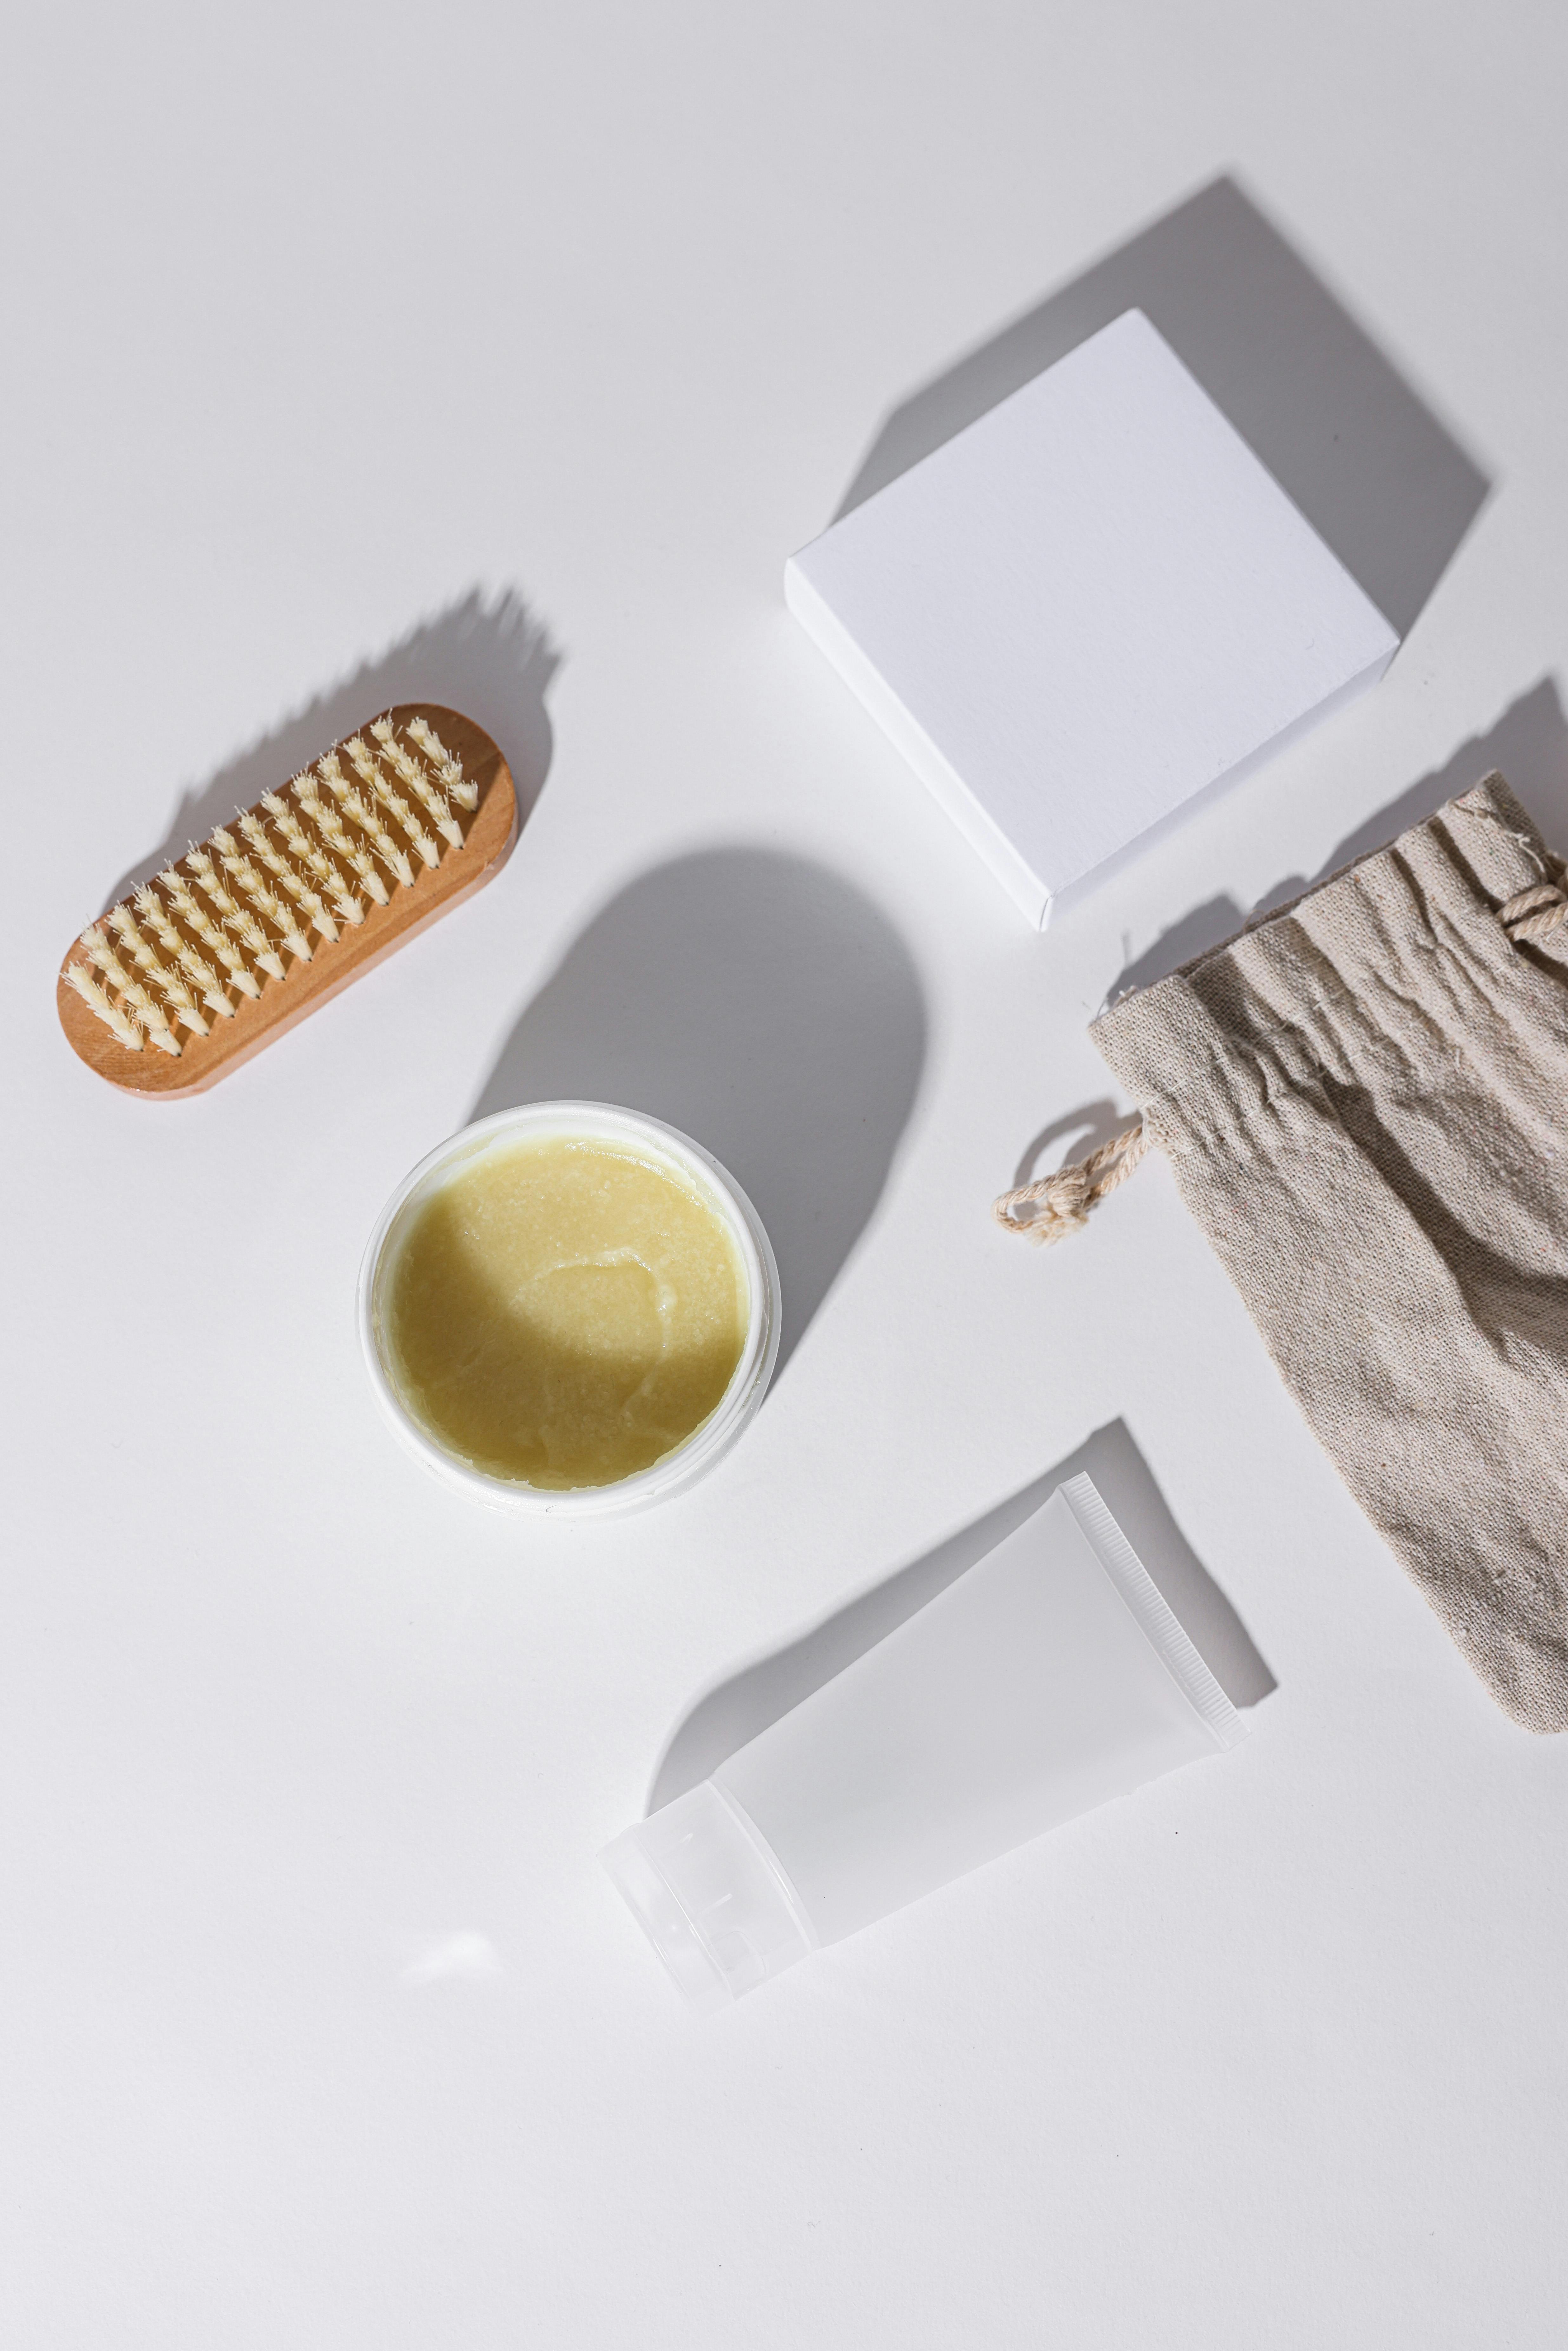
[6,7,1566,2344]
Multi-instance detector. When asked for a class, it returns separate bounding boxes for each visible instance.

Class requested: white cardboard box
[786,310,1399,928]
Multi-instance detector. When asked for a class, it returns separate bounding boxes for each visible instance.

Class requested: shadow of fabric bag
[998,776,1568,1731]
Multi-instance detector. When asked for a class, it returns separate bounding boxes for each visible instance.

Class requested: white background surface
[4,5,1566,2344]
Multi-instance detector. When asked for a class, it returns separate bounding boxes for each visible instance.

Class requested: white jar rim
[358,1102,782,1517]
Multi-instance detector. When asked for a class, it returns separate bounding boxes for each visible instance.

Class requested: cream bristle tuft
[65,960,145,1050]
[346,845,390,905]
[346,736,442,867]
[321,757,405,896]
[126,984,174,1039]
[215,827,312,963]
[76,923,180,1051]
[239,809,288,877]
[78,923,134,992]
[149,887,237,1016]
[107,903,168,983]
[78,926,182,1052]
[376,780,440,868]
[404,814,440,867]
[266,793,360,928]
[293,877,339,941]
[295,782,353,854]
[158,868,261,996]
[134,884,191,964]
[121,889,213,1034]
[150,964,210,1037]
[340,783,414,887]
[106,905,187,1044]
[248,804,291,851]
[175,941,237,1018]
[156,867,205,928]
[86,934,175,1039]
[407,717,478,811]
[185,847,242,923]
[118,981,181,1051]
[229,905,286,980]
[238,814,336,947]
[298,782,389,907]
[214,942,262,998]
[385,729,464,847]
[301,788,352,859]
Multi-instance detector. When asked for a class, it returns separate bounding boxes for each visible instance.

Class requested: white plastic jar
[358,1101,782,1517]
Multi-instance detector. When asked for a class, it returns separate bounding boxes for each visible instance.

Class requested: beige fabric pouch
[999,776,1568,1731]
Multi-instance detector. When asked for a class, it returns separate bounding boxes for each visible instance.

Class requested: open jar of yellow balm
[359,1104,782,1516]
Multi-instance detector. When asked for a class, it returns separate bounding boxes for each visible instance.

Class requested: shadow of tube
[648,1418,1274,1813]
[469,847,927,1378]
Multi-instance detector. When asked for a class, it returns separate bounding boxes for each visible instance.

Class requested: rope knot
[993,1118,1151,1247]
[1500,859,1568,945]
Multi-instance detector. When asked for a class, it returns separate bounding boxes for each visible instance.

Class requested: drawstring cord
[1499,858,1568,943]
[996,855,1567,1248]
[992,1118,1151,1247]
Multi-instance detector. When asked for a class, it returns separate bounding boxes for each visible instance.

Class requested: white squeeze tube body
[601,1476,1246,2011]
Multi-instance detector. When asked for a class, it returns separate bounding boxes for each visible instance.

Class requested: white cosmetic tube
[602,1476,1245,2010]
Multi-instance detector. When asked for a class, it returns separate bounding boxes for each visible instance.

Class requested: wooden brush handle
[57,705,518,1098]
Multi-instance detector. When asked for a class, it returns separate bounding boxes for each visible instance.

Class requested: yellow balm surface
[383,1135,749,1489]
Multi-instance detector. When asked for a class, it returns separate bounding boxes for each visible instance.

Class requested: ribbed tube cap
[601,1781,815,2012]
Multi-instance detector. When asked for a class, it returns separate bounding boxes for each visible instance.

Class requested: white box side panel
[784,558,1051,927]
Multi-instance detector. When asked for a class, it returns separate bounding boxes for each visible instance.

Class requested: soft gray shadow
[648,1419,1274,1811]
[101,587,560,910]
[1091,681,1568,1007]
[833,174,1488,640]
[1010,910,1249,1206]
[1251,676,1568,920]
[1105,893,1248,1007]
[470,849,926,1376]
[1009,1098,1128,1193]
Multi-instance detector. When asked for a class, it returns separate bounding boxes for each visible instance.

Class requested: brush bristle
[351,731,452,858]
[70,710,485,1062]
[406,716,478,810]
[66,959,146,1050]
[214,829,313,965]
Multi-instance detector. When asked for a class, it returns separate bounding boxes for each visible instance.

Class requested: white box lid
[786,310,1399,927]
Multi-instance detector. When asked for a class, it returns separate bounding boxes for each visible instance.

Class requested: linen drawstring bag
[996,775,1568,1732]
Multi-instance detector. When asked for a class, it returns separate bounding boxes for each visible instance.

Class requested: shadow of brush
[99,586,561,913]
